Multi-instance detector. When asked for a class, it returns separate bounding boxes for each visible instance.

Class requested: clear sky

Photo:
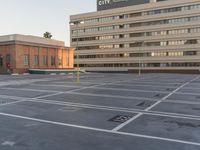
[0,0,96,46]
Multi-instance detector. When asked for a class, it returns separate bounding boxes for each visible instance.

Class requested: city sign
[97,0,150,11]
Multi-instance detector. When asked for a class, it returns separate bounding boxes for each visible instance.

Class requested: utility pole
[70,20,84,83]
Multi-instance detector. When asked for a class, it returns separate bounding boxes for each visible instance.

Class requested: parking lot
[0,73,200,150]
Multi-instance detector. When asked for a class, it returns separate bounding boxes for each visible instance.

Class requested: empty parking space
[72,88,168,99]
[97,83,176,92]
[3,84,81,92]
[0,98,19,105]
[151,102,200,116]
[0,73,200,150]
[0,101,137,130]
[167,93,200,102]
[42,93,157,110]
[120,114,200,143]
[0,88,55,98]
[177,88,200,94]
[1,115,200,150]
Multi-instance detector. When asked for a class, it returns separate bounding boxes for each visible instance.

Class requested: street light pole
[70,20,84,83]
[138,41,143,76]
[75,23,80,83]
[139,53,141,76]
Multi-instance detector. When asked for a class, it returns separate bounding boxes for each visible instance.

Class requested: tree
[43,32,52,39]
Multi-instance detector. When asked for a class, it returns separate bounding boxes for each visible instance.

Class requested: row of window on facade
[23,55,68,66]
[72,15,200,34]
[72,27,200,42]
[76,3,200,24]
[76,39,200,50]
[75,62,200,68]
[75,51,197,59]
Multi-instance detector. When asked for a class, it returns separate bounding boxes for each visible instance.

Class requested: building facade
[0,34,74,74]
[70,0,200,73]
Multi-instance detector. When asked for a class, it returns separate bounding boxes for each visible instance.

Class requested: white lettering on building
[98,0,111,6]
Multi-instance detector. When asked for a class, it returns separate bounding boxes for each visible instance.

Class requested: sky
[0,0,96,46]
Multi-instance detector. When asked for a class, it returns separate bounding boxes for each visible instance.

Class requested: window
[184,51,197,56]
[0,55,3,67]
[34,55,39,65]
[51,56,55,66]
[58,57,62,66]
[43,55,47,66]
[99,26,113,31]
[66,57,69,66]
[6,54,11,62]
[24,55,29,66]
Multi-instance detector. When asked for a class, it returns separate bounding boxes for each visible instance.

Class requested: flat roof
[70,0,195,20]
[0,34,65,47]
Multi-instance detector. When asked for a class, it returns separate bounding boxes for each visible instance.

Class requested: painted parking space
[0,73,200,150]
[41,92,157,110]
[177,88,200,94]
[73,88,168,99]
[0,98,19,105]
[3,84,81,92]
[0,88,55,98]
[96,83,176,92]
[167,93,200,102]
[151,102,200,116]
[120,114,200,143]
[0,115,199,150]
[0,100,137,130]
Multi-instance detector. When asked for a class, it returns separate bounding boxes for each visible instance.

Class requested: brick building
[0,34,74,74]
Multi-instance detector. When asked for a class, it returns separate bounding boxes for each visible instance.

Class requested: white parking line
[1,94,200,121]
[0,100,26,107]
[31,83,82,88]
[112,75,200,132]
[182,87,200,90]
[34,92,64,99]
[34,75,161,99]
[0,77,67,87]
[176,92,200,96]
[30,83,172,93]
[0,112,200,146]
[67,92,160,101]
[74,87,170,94]
[5,82,172,94]
[119,81,182,85]
[109,83,177,89]
[165,99,200,105]
[0,87,60,93]
[34,82,108,99]
[52,81,102,85]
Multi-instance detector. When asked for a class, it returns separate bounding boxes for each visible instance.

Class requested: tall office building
[70,0,200,73]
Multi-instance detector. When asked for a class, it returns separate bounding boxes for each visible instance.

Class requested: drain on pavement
[166,88,173,91]
[0,100,8,105]
[136,101,152,107]
[153,94,162,98]
[196,96,200,99]
[108,115,133,123]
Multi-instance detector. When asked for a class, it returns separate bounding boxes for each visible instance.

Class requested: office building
[70,0,200,73]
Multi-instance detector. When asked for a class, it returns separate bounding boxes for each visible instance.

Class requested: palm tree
[43,32,52,39]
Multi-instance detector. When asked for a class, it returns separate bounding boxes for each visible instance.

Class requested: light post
[70,20,84,83]
[139,54,141,76]
[138,41,144,76]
